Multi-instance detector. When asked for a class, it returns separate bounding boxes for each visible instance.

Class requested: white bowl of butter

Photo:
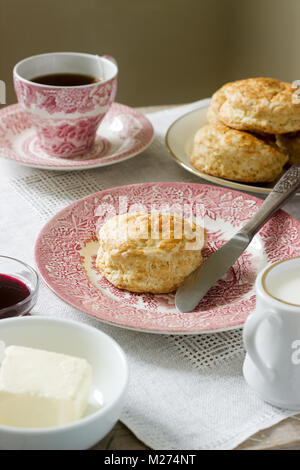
[0,316,128,450]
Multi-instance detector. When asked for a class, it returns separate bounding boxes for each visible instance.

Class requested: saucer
[0,103,154,170]
[35,182,300,334]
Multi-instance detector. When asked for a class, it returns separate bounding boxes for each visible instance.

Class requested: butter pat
[0,345,92,428]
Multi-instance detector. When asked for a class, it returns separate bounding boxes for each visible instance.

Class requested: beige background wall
[0,0,300,107]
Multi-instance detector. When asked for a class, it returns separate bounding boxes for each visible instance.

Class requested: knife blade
[175,164,300,313]
[175,232,251,313]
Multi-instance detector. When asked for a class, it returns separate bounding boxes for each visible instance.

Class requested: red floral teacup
[13,52,118,158]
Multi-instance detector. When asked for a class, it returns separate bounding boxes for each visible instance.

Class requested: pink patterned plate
[35,182,300,334]
[0,103,153,170]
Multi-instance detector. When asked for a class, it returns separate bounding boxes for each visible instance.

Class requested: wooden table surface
[92,104,300,451]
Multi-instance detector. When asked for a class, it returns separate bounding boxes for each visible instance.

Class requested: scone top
[210,77,300,134]
[96,213,206,294]
[97,212,205,255]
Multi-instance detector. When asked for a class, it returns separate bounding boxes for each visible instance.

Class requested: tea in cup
[13,52,118,158]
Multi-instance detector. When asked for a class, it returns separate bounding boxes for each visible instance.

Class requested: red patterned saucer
[0,103,153,170]
[35,182,300,334]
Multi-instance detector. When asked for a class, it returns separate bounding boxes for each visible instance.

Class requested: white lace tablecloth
[0,99,299,450]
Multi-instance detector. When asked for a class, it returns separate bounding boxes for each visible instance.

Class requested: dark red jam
[0,274,30,309]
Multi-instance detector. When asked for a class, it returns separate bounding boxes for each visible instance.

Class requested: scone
[210,78,300,134]
[190,122,288,182]
[276,132,300,165]
[96,212,206,294]
[207,104,220,124]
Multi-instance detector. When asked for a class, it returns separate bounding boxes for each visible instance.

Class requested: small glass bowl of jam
[0,256,38,319]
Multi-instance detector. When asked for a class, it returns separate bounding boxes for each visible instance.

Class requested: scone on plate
[276,132,300,165]
[210,78,300,134]
[190,122,288,183]
[96,212,206,294]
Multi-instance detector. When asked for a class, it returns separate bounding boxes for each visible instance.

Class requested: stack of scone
[191,77,300,183]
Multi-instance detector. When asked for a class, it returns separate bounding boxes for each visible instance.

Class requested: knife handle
[240,164,300,238]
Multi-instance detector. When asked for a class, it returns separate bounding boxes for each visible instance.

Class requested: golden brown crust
[96,213,206,294]
[210,78,300,134]
[276,132,300,164]
[190,122,288,183]
[207,104,220,124]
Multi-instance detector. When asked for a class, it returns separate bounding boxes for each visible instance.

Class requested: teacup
[243,257,300,410]
[13,52,118,158]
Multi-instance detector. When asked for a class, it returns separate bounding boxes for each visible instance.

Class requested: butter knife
[175,164,300,313]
